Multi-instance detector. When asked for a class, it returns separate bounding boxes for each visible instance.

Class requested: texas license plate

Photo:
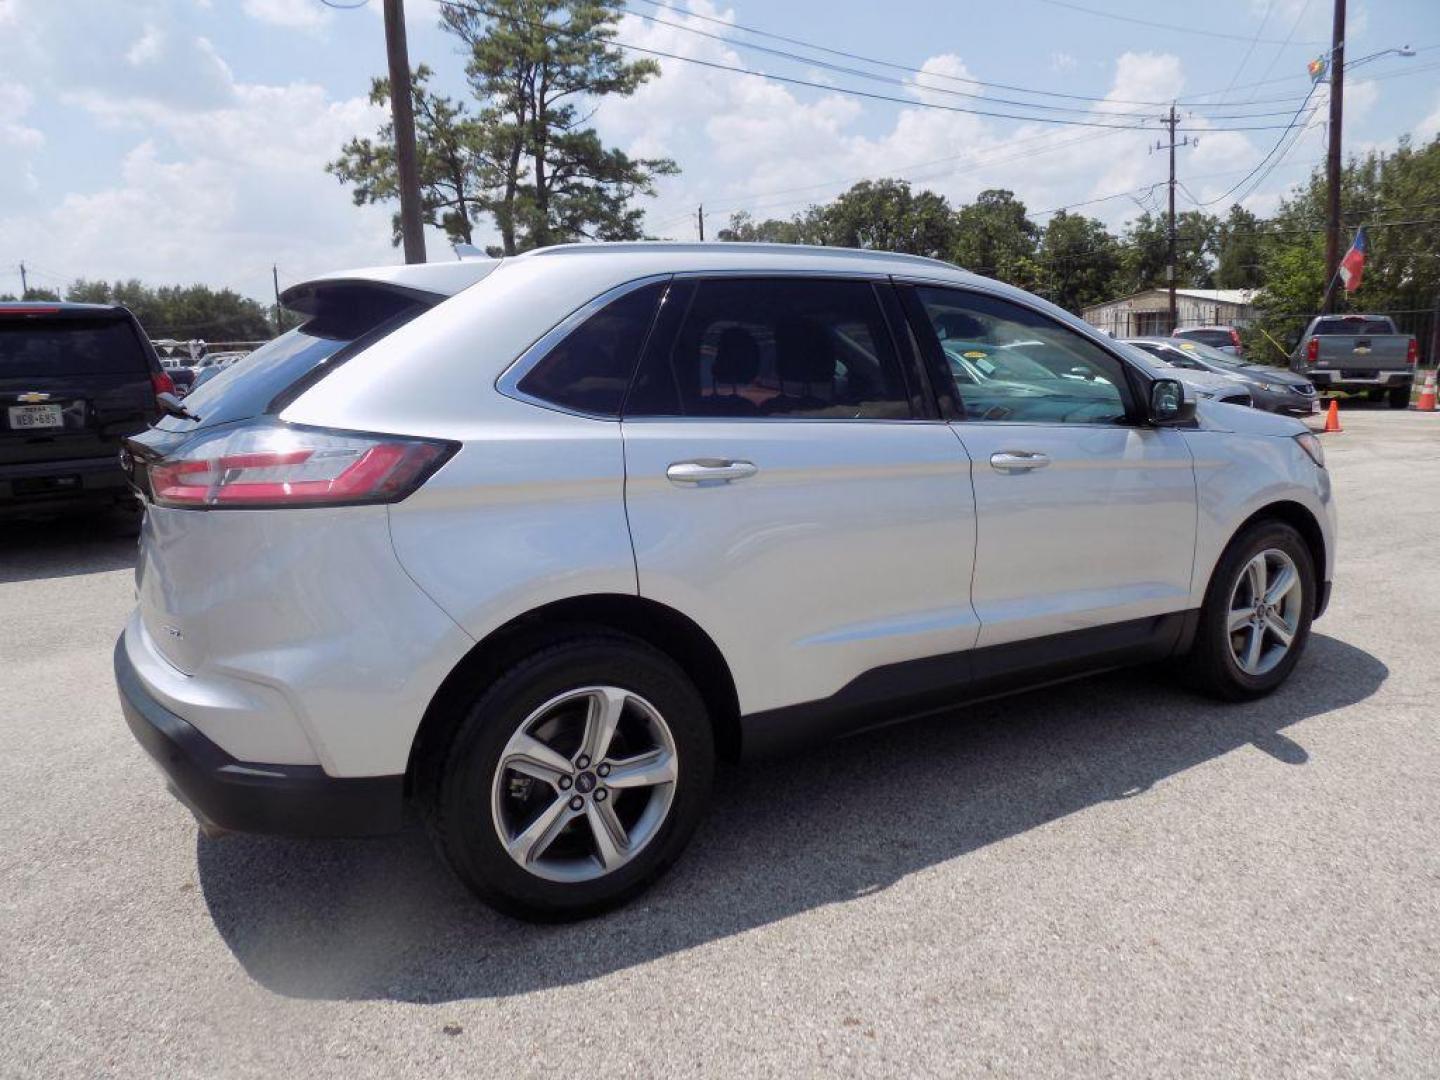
[1312,400,1322,413]
[7,404,64,430]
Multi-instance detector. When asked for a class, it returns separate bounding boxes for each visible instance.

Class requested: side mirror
[1148,378,1195,425]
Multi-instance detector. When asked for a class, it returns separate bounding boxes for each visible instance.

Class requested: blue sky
[2,0,1437,305]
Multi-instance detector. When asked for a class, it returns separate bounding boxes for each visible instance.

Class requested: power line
[624,0,1335,108]
[1184,85,1323,208]
[1029,0,1327,46]
[436,0,1324,132]
[1243,0,1315,104]
[623,0,1318,118]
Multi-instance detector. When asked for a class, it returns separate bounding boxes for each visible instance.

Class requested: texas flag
[1339,227,1369,293]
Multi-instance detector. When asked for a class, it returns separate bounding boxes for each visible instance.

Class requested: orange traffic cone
[1416,370,1437,412]
[1323,399,1342,433]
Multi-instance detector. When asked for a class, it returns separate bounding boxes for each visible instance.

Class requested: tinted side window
[914,287,1130,425]
[517,283,665,417]
[624,278,911,420]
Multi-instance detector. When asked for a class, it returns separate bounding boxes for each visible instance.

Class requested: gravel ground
[2,406,1437,1079]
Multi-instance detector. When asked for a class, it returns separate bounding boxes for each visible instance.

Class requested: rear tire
[426,634,714,921]
[1388,386,1411,409]
[1182,520,1315,701]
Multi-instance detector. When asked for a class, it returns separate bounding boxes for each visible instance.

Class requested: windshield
[1168,339,1247,368]
[0,318,149,378]
[1176,329,1234,348]
[1312,317,1394,335]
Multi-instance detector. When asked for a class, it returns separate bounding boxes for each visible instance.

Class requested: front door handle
[990,450,1051,473]
[666,459,759,484]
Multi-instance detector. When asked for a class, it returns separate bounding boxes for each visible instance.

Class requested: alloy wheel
[1227,548,1303,677]
[490,686,678,883]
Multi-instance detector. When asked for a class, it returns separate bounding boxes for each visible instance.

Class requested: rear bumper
[0,454,130,510]
[1306,369,1412,389]
[114,636,405,837]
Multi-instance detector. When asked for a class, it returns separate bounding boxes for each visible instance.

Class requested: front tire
[1183,521,1315,701]
[427,634,714,921]
[1388,386,1411,409]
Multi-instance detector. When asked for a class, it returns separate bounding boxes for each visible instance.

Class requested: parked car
[1,301,173,518]
[116,245,1335,920]
[160,359,197,397]
[1289,313,1418,407]
[1126,337,1320,417]
[1115,343,1253,407]
[1173,325,1245,357]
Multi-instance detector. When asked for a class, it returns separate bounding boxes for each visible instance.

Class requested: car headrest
[712,326,761,386]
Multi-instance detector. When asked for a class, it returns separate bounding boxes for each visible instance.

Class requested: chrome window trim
[495,274,673,420]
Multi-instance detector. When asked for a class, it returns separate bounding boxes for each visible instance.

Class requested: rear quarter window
[159,289,426,431]
[0,318,149,378]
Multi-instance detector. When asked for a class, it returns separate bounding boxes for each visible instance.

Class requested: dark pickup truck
[1,302,172,517]
[1290,314,1419,407]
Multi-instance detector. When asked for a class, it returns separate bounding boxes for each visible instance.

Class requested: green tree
[814,179,955,257]
[64,279,275,340]
[717,208,828,245]
[439,0,677,253]
[1252,135,1440,355]
[1033,211,1122,312]
[328,65,490,247]
[1114,210,1217,294]
[1212,204,1265,289]
[0,287,62,301]
[950,189,1039,287]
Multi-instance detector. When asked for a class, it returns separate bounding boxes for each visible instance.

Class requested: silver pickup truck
[1290,314,1418,407]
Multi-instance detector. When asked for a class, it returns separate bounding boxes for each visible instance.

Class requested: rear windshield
[158,289,426,431]
[1176,329,1234,348]
[1312,317,1394,335]
[0,318,148,378]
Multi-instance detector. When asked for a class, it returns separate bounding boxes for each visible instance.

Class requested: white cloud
[242,0,330,30]
[1051,52,1078,74]
[0,81,43,201]
[126,24,165,67]
[1417,93,1440,142]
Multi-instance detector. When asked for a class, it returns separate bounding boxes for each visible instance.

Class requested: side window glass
[624,278,912,420]
[914,287,1130,425]
[516,282,665,417]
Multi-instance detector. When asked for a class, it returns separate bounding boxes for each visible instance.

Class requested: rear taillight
[1305,338,1319,363]
[149,422,455,509]
[152,371,176,397]
[1407,338,1419,365]
[1230,329,1243,355]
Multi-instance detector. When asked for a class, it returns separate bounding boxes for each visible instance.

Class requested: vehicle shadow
[196,632,1386,1003]
[0,508,140,584]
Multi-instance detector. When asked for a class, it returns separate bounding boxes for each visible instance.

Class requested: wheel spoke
[1228,606,1257,633]
[1243,623,1265,671]
[507,795,572,866]
[1264,563,1298,607]
[580,686,627,765]
[584,799,629,870]
[1245,555,1268,605]
[605,748,677,790]
[503,732,573,787]
[1265,612,1295,647]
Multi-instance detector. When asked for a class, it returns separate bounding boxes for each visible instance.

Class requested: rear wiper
[156,392,200,422]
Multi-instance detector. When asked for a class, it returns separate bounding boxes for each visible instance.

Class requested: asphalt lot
[3,405,1438,1079]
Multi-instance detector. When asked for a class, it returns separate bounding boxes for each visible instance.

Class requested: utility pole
[697,204,705,242]
[272,265,282,334]
[19,261,28,297]
[1154,105,1191,334]
[384,0,426,265]
[1322,0,1346,313]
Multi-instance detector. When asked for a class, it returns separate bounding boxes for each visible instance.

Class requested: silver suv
[116,244,1335,919]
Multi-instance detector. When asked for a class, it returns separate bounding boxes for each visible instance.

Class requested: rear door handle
[666,459,759,484]
[990,451,1051,473]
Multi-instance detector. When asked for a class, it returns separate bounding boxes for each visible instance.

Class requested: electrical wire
[435,0,1325,132]
[1028,0,1326,46]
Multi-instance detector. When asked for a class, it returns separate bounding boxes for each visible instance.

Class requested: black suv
[1,302,171,517]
